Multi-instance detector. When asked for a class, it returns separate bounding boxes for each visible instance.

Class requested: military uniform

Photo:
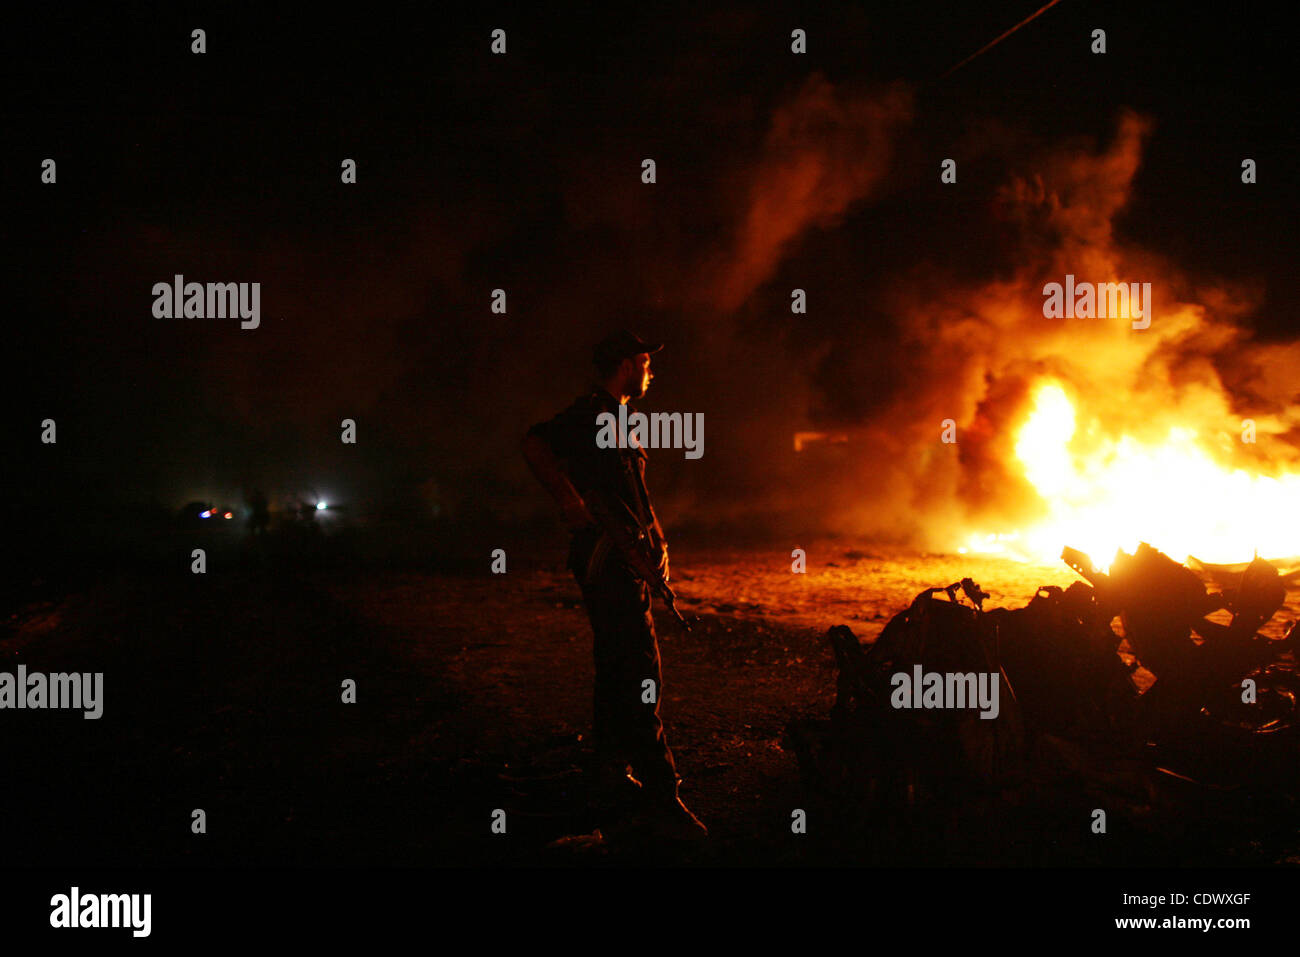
[526,388,679,799]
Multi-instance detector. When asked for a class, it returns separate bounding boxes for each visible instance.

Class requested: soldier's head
[593,331,662,401]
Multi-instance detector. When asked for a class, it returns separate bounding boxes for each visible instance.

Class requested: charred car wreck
[785,543,1300,859]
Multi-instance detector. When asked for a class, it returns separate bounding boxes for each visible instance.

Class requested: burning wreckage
[784,543,1300,844]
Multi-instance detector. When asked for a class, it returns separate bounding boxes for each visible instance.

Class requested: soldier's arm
[521,430,595,530]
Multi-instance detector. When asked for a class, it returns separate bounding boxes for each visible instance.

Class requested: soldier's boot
[633,788,707,842]
[657,794,708,841]
[591,761,644,808]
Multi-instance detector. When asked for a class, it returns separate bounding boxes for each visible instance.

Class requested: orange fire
[963,381,1300,569]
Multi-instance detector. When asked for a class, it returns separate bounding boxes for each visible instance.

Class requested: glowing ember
[965,381,1300,568]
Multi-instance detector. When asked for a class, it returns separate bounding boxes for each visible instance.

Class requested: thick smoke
[697,74,913,315]
[799,109,1300,547]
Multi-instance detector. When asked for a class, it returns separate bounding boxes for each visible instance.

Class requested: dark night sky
[9,3,1298,540]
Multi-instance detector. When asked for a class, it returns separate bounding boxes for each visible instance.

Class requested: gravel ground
[3,534,1296,866]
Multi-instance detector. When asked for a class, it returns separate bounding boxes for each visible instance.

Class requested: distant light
[223,512,233,519]
[200,510,211,518]
[316,502,327,510]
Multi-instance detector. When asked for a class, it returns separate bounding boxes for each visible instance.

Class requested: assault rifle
[583,492,691,630]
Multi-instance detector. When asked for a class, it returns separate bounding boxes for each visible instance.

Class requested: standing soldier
[522,331,706,840]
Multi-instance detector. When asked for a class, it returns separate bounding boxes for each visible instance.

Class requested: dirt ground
[4,532,1297,867]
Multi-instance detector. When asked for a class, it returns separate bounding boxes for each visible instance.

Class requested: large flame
[964,381,1300,568]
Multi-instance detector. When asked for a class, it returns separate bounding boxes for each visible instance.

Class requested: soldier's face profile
[629,353,653,398]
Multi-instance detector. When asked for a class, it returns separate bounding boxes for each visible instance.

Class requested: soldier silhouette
[523,331,706,841]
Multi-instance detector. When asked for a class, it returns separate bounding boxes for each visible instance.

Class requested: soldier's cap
[593,330,663,367]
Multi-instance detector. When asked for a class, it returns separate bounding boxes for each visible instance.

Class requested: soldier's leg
[593,567,678,798]
[581,562,705,838]
[586,592,623,767]
[571,530,621,769]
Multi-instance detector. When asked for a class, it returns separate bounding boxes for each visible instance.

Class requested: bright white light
[200,511,211,518]
[316,502,327,510]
